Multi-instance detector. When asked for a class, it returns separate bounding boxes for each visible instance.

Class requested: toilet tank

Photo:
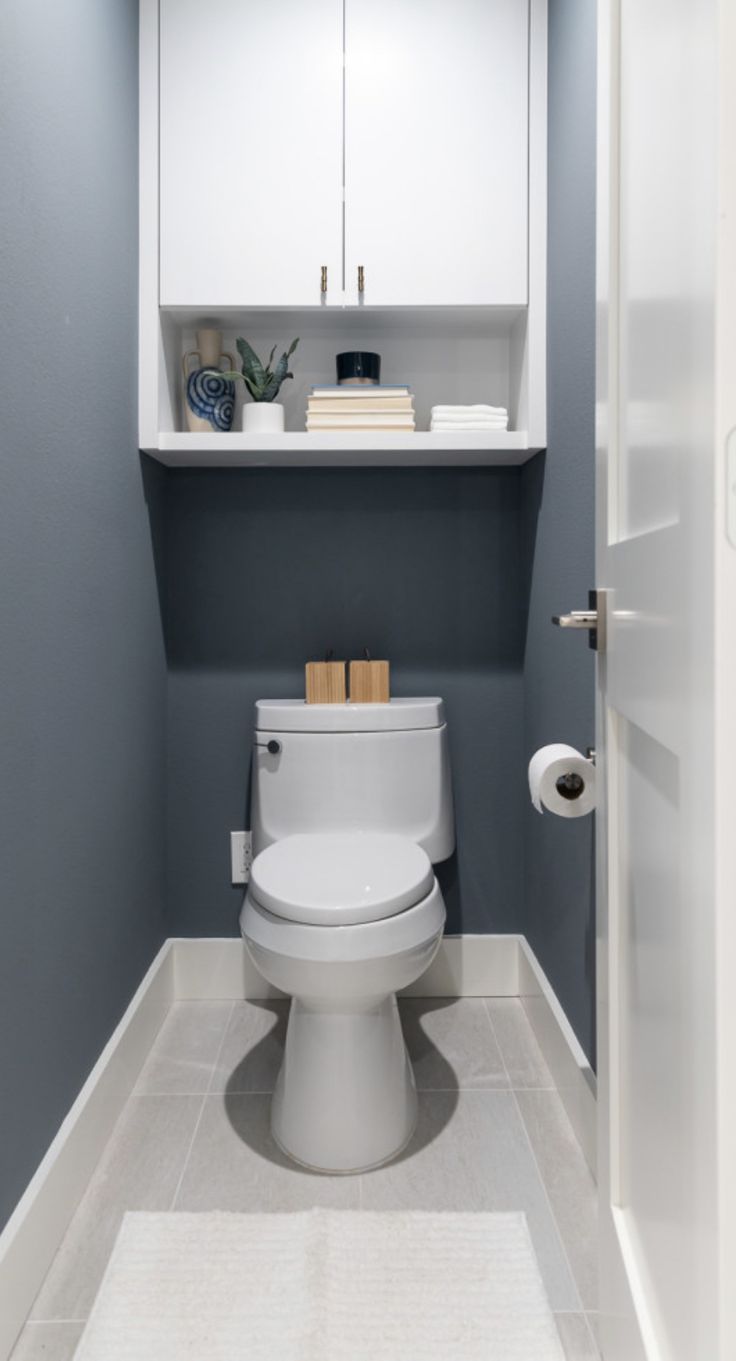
[251,698,455,864]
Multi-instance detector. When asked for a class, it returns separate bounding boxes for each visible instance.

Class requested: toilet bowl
[241,697,455,1174]
[241,831,446,1172]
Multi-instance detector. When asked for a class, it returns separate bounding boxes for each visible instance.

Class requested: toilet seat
[250,832,434,926]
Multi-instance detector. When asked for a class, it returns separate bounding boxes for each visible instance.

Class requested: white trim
[401,934,520,998]
[526,0,548,448]
[171,934,521,1002]
[146,430,537,467]
[0,942,174,1361]
[138,0,162,449]
[0,933,595,1361]
[518,939,598,1178]
[173,937,285,1001]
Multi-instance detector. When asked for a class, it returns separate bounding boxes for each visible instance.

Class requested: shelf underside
[146,431,540,468]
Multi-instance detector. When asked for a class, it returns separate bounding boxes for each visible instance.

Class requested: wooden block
[305,661,347,704]
[349,660,390,703]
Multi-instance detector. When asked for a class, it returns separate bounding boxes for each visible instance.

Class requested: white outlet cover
[230,831,253,885]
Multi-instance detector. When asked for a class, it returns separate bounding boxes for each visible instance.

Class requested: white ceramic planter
[243,402,285,434]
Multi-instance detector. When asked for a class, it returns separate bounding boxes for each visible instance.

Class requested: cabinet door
[159,0,343,308]
[344,0,528,307]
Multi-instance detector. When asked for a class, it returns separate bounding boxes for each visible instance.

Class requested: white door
[159,0,343,308]
[595,1,736,1358]
[344,0,528,307]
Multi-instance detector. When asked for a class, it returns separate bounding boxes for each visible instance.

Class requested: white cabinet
[140,0,547,457]
[344,0,529,307]
[159,0,528,310]
[159,0,343,308]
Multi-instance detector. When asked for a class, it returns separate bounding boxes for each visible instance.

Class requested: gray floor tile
[399,998,509,1090]
[174,1094,361,1212]
[485,998,555,1088]
[360,1090,581,1311]
[10,1322,85,1361]
[209,1000,289,1094]
[555,1312,600,1359]
[31,1096,202,1323]
[516,1090,598,1310]
[136,1001,232,1095]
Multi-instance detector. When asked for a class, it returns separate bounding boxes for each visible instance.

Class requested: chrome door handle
[552,611,597,628]
[552,590,605,651]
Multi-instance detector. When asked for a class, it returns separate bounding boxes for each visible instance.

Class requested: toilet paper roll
[528,744,596,818]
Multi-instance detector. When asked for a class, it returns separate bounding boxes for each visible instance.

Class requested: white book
[307,411,415,427]
[310,385,411,400]
[307,421,416,432]
[308,396,414,413]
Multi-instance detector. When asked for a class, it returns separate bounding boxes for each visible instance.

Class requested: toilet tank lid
[255,697,445,733]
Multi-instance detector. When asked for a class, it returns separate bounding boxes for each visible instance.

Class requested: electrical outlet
[230,830,253,884]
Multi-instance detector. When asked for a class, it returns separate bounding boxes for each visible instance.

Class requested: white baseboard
[0,931,594,1361]
[172,934,521,1001]
[517,938,597,1177]
[0,941,175,1361]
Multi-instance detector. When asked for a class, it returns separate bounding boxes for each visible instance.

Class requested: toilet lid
[250,833,434,926]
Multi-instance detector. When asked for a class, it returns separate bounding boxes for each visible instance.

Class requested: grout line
[583,1311,601,1358]
[413,1085,555,1093]
[137,1087,278,1098]
[23,1318,87,1326]
[168,1002,235,1211]
[205,1001,236,1097]
[482,996,554,1087]
[484,1002,587,1316]
[213,1088,277,1097]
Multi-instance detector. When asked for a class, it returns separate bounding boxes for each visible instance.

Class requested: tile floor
[12,997,599,1360]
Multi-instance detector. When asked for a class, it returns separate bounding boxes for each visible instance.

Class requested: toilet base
[271,994,418,1173]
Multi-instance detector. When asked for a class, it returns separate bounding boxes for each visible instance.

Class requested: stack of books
[306,385,416,432]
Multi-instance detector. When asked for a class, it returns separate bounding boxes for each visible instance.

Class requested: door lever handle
[552,590,605,651]
[552,611,597,628]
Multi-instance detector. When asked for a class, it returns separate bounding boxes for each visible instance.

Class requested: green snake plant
[218,336,299,403]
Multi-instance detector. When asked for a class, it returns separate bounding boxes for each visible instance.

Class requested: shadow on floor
[223,998,460,1171]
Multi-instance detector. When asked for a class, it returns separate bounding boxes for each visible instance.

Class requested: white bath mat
[74,1210,565,1360]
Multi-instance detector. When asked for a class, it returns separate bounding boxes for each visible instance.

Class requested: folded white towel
[431,404,508,417]
[430,416,508,426]
[430,419,508,430]
[430,416,508,427]
[427,419,508,430]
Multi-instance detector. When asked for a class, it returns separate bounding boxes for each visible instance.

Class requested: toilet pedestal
[271,994,417,1173]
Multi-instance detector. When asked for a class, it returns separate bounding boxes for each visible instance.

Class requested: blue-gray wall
[0,0,598,1240]
[163,2,599,1064]
[0,0,166,1228]
[165,469,528,937]
[520,0,597,1061]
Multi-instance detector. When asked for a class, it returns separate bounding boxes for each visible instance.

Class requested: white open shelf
[140,306,546,467]
[149,429,538,468]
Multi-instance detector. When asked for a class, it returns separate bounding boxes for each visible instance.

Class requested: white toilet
[240,697,455,1173]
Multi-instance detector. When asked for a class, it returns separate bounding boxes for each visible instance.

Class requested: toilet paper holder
[554,748,596,799]
[555,772,586,800]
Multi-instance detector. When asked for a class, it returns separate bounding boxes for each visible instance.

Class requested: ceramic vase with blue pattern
[182,329,235,433]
